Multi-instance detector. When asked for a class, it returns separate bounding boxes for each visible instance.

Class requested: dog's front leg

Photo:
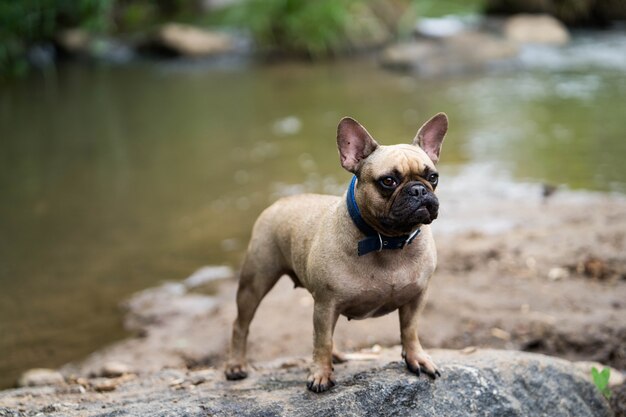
[307,300,339,393]
[399,297,441,379]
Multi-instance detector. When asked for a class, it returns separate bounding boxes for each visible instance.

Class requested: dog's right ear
[337,117,379,173]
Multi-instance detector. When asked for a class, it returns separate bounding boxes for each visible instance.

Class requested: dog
[225,113,448,392]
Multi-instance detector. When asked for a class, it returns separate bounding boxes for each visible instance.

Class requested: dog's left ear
[413,113,448,164]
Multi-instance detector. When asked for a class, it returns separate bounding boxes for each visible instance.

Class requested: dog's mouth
[415,206,432,221]
[412,204,437,224]
[378,200,439,235]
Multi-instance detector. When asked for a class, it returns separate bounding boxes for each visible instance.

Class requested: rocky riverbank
[49,13,594,77]
[0,348,619,416]
[52,171,626,378]
[2,173,626,415]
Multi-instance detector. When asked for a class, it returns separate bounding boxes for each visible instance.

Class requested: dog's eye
[428,173,439,185]
[380,177,398,188]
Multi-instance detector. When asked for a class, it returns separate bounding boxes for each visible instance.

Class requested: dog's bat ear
[337,117,379,173]
[413,113,448,164]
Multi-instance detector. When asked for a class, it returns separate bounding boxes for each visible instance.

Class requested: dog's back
[243,194,340,279]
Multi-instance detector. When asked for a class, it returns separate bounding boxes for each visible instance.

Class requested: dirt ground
[60,171,626,381]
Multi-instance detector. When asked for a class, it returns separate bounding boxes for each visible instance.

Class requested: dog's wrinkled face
[358,145,439,235]
[337,113,448,236]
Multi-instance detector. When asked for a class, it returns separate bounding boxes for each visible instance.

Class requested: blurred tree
[0,0,112,76]
[485,0,626,25]
[112,0,201,32]
[0,0,207,76]
[221,0,415,58]
[223,0,355,58]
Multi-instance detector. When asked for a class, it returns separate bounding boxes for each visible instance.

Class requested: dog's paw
[225,363,249,380]
[404,350,441,379]
[306,370,336,393]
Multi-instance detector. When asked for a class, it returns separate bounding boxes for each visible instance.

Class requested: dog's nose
[408,183,428,197]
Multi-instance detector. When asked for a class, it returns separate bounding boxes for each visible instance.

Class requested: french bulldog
[225,113,448,393]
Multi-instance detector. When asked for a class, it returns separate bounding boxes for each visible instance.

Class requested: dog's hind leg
[225,248,283,380]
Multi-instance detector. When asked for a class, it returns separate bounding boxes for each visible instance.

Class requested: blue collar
[346,176,420,256]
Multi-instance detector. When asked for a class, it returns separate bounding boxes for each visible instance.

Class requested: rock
[54,29,135,63]
[504,14,570,45]
[414,16,476,38]
[40,403,63,413]
[121,281,217,335]
[0,349,612,416]
[611,382,626,417]
[183,265,234,289]
[343,2,394,50]
[89,38,135,63]
[150,23,235,57]
[447,31,520,62]
[548,266,569,281]
[381,32,518,76]
[381,40,438,71]
[17,368,64,387]
[55,29,91,55]
[578,256,609,280]
[99,362,132,378]
[188,375,207,386]
[341,0,414,50]
[91,379,117,392]
[0,407,23,417]
[26,44,56,68]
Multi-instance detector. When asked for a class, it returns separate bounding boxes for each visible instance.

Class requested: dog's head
[337,113,448,236]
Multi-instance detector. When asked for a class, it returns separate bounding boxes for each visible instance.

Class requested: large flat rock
[0,348,611,416]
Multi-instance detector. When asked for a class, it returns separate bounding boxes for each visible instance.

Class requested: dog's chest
[338,267,429,320]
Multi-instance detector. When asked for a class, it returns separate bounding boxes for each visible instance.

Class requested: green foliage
[0,0,493,75]
[115,0,199,31]
[413,0,487,17]
[116,2,158,32]
[591,366,611,399]
[215,0,489,58]
[0,0,112,76]
[0,0,112,41]
[222,0,358,58]
[0,0,208,76]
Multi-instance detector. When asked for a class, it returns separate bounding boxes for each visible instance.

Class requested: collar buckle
[347,176,420,256]
[405,228,421,246]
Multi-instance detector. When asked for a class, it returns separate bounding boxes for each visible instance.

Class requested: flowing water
[1,30,625,388]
